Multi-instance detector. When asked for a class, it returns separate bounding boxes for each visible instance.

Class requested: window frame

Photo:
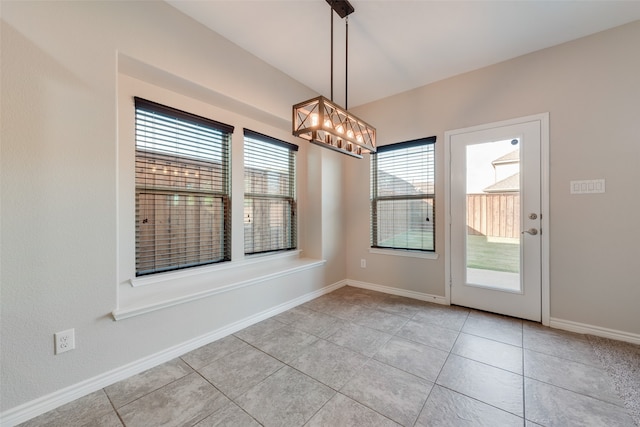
[243,129,298,256]
[370,136,437,253]
[134,97,234,276]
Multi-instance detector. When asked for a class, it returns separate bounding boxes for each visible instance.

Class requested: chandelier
[292,0,376,159]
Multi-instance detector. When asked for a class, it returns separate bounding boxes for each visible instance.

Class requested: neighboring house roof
[484,172,520,192]
[377,171,435,196]
[377,170,420,196]
[492,149,519,166]
[412,181,435,194]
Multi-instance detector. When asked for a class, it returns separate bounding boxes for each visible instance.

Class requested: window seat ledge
[112,256,325,321]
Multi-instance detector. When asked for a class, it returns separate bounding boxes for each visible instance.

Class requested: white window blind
[243,129,297,255]
[371,137,436,251]
[134,97,233,276]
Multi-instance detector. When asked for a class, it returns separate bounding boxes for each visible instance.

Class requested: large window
[134,98,233,276]
[243,129,297,255]
[371,137,436,251]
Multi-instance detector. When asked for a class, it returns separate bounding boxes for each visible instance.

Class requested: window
[371,136,436,251]
[243,129,297,255]
[134,97,233,276]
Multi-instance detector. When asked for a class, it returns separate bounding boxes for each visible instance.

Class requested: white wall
[1,1,347,413]
[347,20,640,336]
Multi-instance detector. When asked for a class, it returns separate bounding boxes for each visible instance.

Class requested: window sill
[369,248,439,260]
[113,251,325,320]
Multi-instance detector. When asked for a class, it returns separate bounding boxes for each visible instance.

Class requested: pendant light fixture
[292,0,376,159]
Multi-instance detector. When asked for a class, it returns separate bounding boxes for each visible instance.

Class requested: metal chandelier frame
[292,0,376,159]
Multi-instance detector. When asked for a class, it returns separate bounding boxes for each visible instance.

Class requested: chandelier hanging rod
[331,4,333,101]
[345,14,348,109]
[328,0,354,105]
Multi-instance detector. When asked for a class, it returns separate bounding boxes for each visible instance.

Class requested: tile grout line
[105,362,197,417]
[427,310,527,422]
[522,376,630,411]
[192,350,284,426]
[303,292,442,426]
[247,292,618,424]
[412,315,465,427]
[101,388,128,427]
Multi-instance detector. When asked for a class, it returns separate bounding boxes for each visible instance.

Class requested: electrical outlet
[55,329,75,354]
[360,259,366,268]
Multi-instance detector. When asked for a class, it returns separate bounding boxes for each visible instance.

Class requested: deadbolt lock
[529,213,538,220]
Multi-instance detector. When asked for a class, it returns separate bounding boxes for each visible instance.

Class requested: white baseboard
[550,317,640,345]
[345,279,448,305]
[0,281,344,427]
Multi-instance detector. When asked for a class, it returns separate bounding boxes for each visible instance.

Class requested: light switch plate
[570,179,605,194]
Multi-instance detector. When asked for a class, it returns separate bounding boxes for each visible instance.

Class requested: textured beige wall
[348,20,640,335]
[2,0,639,416]
[1,0,345,412]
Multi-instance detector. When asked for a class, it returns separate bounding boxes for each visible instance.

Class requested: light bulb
[324,119,332,129]
[336,125,344,134]
[356,134,363,143]
[347,129,354,138]
[311,113,319,127]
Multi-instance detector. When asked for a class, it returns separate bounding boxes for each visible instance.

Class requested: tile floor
[19,286,637,427]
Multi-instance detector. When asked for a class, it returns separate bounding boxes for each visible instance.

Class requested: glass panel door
[466,139,521,293]
[448,117,543,322]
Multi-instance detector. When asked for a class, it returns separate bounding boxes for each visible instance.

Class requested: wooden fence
[467,193,520,238]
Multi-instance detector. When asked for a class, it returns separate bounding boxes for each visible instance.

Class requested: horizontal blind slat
[134,99,231,276]
[371,137,436,252]
[243,133,297,255]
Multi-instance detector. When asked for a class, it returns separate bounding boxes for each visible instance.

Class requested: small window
[243,129,297,255]
[371,137,436,251]
[134,97,233,276]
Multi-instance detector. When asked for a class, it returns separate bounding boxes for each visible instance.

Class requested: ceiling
[166,1,640,107]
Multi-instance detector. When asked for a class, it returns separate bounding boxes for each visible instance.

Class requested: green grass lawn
[467,234,520,273]
[378,230,434,251]
[378,231,519,273]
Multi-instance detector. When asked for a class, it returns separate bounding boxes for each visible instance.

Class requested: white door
[446,115,547,322]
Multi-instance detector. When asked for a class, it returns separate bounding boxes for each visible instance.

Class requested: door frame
[444,113,550,325]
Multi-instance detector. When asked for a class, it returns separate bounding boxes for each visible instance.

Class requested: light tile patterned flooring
[20,286,636,427]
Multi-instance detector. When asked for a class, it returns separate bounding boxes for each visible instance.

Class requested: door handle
[522,228,538,235]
